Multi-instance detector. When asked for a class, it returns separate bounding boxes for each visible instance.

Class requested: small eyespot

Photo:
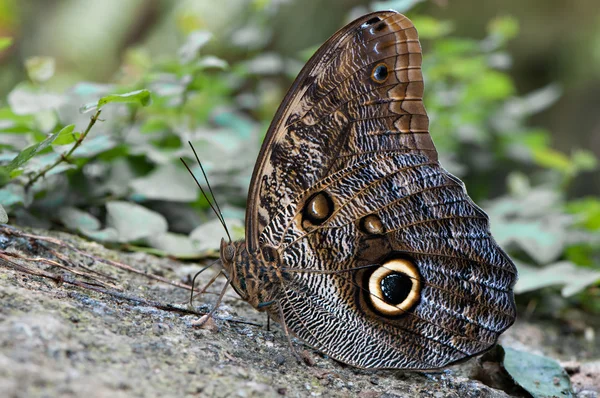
[362,16,381,27]
[302,191,334,226]
[374,22,387,32]
[368,258,421,316]
[359,214,385,235]
[371,63,389,83]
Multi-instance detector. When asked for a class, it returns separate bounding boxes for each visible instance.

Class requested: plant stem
[25,109,102,191]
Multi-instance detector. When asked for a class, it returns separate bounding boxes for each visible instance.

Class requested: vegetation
[0,0,598,315]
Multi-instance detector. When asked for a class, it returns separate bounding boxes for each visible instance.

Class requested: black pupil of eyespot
[380,272,412,305]
[374,65,388,81]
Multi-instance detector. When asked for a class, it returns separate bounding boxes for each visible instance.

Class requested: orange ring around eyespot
[371,62,389,83]
[368,258,421,316]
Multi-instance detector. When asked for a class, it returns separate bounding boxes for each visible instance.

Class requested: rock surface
[0,227,596,398]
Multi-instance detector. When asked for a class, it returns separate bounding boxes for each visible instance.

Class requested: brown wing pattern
[245,11,517,369]
[246,11,435,251]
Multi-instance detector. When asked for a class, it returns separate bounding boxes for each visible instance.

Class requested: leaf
[80,89,152,113]
[196,55,228,70]
[0,131,61,176]
[0,204,7,223]
[488,16,520,42]
[106,201,168,243]
[532,147,572,171]
[51,124,81,146]
[0,37,13,51]
[25,56,56,83]
[68,135,116,158]
[80,227,119,243]
[146,232,203,258]
[98,89,152,109]
[190,218,244,253]
[179,31,212,64]
[7,83,64,115]
[129,163,199,202]
[566,197,600,230]
[242,53,285,75]
[571,149,598,172]
[515,261,600,297]
[410,17,453,39]
[502,347,574,398]
[0,185,26,207]
[57,207,101,232]
[492,219,567,264]
[471,71,515,100]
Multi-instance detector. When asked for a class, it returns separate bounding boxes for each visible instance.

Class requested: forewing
[246,11,435,252]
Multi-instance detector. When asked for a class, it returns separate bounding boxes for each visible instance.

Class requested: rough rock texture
[0,227,596,398]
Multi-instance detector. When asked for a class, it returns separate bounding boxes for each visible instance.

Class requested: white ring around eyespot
[368,258,421,316]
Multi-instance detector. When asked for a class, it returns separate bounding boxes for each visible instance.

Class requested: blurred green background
[0,0,599,317]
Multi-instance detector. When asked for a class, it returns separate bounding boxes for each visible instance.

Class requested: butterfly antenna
[187,141,228,230]
[179,146,232,243]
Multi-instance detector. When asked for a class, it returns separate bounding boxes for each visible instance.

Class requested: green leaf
[196,55,228,70]
[129,163,199,202]
[471,71,515,100]
[571,149,598,172]
[488,16,520,42]
[80,89,152,113]
[532,147,572,171]
[7,83,64,115]
[0,204,7,223]
[0,185,26,207]
[516,261,600,297]
[502,347,574,398]
[492,219,566,264]
[179,31,212,64]
[0,131,60,176]
[146,232,203,258]
[80,227,119,243]
[57,207,101,232]
[106,201,168,243]
[409,16,453,39]
[69,135,116,158]
[25,56,56,83]
[97,89,152,109]
[190,218,244,253]
[566,197,600,230]
[0,37,13,51]
[51,124,81,146]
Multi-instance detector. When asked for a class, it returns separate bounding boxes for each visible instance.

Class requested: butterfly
[209,10,517,370]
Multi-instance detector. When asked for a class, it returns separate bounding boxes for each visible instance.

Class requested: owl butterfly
[212,10,517,370]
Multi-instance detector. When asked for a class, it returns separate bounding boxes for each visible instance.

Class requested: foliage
[0,1,598,309]
[500,346,574,398]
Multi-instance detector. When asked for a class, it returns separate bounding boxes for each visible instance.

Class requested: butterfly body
[218,10,517,370]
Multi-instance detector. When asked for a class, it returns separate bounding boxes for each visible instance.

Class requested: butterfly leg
[195,268,222,298]
[195,271,231,327]
[276,300,302,363]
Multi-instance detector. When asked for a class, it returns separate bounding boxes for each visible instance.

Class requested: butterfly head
[220,238,236,264]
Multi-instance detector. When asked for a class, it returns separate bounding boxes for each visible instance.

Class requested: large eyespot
[371,63,389,83]
[359,214,385,235]
[302,191,334,226]
[368,258,421,316]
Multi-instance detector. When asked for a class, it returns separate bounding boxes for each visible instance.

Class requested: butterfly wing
[246,11,517,369]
